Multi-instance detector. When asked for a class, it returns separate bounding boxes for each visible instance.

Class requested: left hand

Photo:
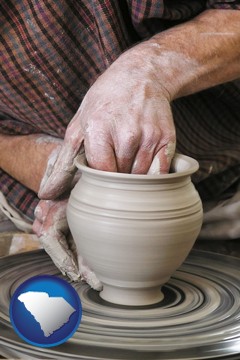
[33,198,102,290]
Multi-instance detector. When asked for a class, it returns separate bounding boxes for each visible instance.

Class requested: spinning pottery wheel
[0,249,240,359]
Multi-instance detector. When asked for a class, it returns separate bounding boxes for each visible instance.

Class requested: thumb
[38,114,84,199]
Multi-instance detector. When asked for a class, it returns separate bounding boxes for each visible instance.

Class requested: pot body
[67,154,203,306]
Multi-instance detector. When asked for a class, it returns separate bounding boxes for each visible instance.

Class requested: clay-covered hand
[78,50,176,176]
[33,198,102,290]
[38,45,176,200]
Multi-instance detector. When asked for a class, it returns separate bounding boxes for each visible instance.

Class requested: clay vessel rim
[75,153,199,179]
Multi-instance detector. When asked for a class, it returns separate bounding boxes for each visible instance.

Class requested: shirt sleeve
[0,114,40,135]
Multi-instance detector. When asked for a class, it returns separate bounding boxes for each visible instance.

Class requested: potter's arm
[2,11,239,192]
[37,9,240,200]
[138,9,240,100]
[0,133,61,193]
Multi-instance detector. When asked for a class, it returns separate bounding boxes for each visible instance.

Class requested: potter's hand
[33,198,102,290]
[38,47,176,200]
[77,53,176,176]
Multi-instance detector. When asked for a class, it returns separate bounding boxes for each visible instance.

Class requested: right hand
[38,43,176,200]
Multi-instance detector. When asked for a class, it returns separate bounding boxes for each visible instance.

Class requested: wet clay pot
[67,154,203,306]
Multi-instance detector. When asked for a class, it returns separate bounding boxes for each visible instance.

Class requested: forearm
[153,9,240,98]
[119,9,240,100]
[0,133,62,193]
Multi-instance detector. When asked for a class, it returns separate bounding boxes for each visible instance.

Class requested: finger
[33,199,80,281]
[78,255,103,291]
[148,141,176,175]
[131,124,161,174]
[38,114,84,199]
[40,226,80,281]
[33,201,54,236]
[32,218,42,237]
[114,129,141,173]
[131,147,156,174]
[84,134,118,172]
[40,231,80,282]
[34,200,53,223]
[84,119,142,173]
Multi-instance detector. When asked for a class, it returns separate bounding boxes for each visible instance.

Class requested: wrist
[117,41,194,101]
[118,9,240,100]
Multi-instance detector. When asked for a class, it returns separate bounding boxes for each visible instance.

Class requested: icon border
[9,274,82,348]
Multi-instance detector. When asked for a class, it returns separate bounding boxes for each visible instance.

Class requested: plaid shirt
[1,0,240,220]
